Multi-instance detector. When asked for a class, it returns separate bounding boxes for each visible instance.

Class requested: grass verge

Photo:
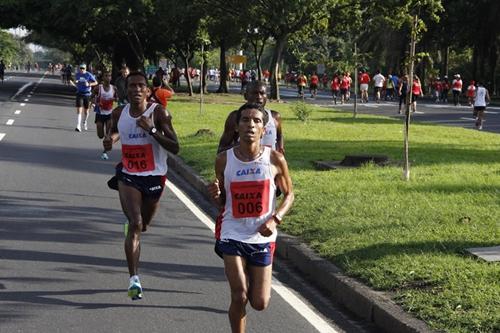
[168,93,500,333]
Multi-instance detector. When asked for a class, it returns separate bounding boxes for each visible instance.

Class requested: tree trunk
[112,39,143,81]
[442,46,449,78]
[217,39,229,93]
[184,56,193,96]
[270,35,288,100]
[403,15,418,182]
[487,42,497,92]
[202,52,208,94]
[472,45,479,81]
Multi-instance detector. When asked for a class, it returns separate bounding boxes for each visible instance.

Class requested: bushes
[292,101,313,122]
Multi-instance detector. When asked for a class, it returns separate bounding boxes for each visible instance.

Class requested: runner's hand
[208,179,221,199]
[258,218,277,237]
[136,113,154,132]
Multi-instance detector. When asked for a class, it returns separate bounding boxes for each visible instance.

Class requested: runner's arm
[103,107,122,151]
[208,152,227,208]
[145,105,180,154]
[217,111,238,153]
[272,110,285,155]
[258,151,294,236]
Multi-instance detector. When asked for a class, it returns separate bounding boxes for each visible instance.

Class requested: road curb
[167,152,436,333]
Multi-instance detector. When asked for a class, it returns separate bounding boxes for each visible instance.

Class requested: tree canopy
[1,0,498,96]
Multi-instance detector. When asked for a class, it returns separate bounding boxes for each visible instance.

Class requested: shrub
[292,101,312,122]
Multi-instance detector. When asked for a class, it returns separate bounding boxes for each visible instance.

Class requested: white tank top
[261,109,277,150]
[220,147,277,243]
[118,103,168,176]
[474,87,487,107]
[98,84,115,115]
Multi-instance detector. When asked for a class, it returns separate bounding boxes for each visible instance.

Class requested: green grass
[168,93,500,333]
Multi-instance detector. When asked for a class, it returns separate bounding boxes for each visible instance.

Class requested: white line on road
[460,117,476,121]
[165,180,339,333]
[0,133,5,141]
[14,110,21,115]
[485,111,498,114]
[6,119,15,126]
[11,82,32,101]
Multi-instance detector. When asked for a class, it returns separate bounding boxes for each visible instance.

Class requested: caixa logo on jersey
[128,132,147,139]
[236,168,261,177]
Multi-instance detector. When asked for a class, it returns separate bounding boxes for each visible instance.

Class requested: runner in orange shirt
[150,77,174,108]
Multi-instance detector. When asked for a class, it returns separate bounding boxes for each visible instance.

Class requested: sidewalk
[166,153,436,333]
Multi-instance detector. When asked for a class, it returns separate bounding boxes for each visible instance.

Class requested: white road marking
[460,117,476,121]
[11,82,32,101]
[14,110,21,115]
[413,111,425,114]
[6,119,15,126]
[165,180,339,333]
[485,111,498,114]
[0,133,5,141]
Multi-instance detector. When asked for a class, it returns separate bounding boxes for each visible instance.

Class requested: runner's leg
[224,255,249,333]
[140,195,161,232]
[247,264,272,311]
[118,182,144,276]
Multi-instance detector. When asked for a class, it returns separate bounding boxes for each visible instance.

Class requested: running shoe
[83,121,88,131]
[128,276,143,300]
[100,152,109,160]
[75,126,81,132]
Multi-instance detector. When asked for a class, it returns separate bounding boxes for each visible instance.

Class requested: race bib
[122,144,155,173]
[230,180,270,218]
[99,98,114,110]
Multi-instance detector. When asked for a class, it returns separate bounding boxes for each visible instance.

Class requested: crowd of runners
[4,58,488,332]
[290,69,492,130]
[57,60,294,333]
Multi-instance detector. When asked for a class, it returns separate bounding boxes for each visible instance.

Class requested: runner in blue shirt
[70,64,97,132]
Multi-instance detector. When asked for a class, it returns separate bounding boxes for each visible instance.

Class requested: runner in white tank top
[118,103,168,176]
[103,72,179,301]
[473,82,490,130]
[93,72,117,159]
[208,102,294,333]
[219,146,277,243]
[261,108,278,150]
[217,81,285,154]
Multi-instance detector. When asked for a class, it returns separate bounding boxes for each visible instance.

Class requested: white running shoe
[100,152,109,160]
[75,126,81,132]
[128,276,143,300]
[83,121,88,131]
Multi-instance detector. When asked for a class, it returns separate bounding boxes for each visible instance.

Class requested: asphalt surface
[0,72,379,333]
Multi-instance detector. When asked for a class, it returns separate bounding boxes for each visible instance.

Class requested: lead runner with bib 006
[208,103,294,333]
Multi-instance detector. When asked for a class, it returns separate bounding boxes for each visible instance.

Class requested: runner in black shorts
[103,71,179,300]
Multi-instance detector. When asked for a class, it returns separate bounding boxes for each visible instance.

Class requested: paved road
[275,86,500,133]
[0,73,376,333]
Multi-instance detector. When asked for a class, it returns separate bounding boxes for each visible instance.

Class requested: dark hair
[245,80,267,94]
[152,76,162,87]
[236,103,269,125]
[126,71,148,87]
